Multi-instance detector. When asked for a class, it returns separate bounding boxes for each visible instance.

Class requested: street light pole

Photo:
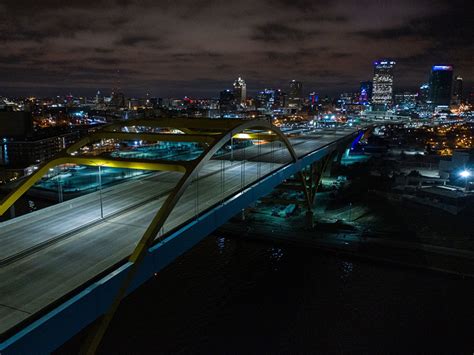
[98,165,104,218]
[58,171,63,203]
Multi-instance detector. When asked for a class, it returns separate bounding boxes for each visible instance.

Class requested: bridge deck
[0,128,357,336]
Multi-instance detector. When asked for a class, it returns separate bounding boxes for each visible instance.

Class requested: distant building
[452,76,463,105]
[339,92,355,108]
[439,150,474,179]
[418,83,430,104]
[110,89,126,108]
[95,90,104,105]
[429,65,453,107]
[371,59,396,110]
[256,89,275,112]
[395,92,418,110]
[219,89,235,114]
[1,132,79,168]
[0,111,33,140]
[288,80,303,109]
[359,81,373,104]
[233,77,247,106]
[273,89,286,110]
[308,92,319,110]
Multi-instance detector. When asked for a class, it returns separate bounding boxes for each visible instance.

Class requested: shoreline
[219,215,474,279]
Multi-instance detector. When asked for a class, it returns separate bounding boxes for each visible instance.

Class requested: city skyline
[0,0,472,97]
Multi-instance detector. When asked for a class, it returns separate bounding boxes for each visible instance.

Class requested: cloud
[0,0,471,97]
[114,35,163,47]
[252,23,320,43]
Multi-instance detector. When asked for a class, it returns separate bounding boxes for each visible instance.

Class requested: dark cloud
[115,35,162,47]
[94,48,115,54]
[0,0,471,97]
[87,57,122,65]
[357,26,418,40]
[172,52,223,61]
[252,23,320,43]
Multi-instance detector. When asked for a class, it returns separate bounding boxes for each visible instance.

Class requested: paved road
[0,127,358,335]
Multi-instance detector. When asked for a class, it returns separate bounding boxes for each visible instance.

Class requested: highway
[0,127,358,335]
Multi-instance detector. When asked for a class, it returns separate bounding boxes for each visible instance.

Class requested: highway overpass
[0,118,368,353]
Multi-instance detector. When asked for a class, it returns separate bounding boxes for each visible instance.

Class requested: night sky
[0,0,472,97]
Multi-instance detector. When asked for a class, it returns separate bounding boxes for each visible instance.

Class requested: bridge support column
[322,153,336,178]
[305,210,314,229]
[335,149,345,165]
[9,204,15,219]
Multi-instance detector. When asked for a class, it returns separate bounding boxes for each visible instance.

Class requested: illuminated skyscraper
[452,75,463,105]
[273,89,286,109]
[429,65,453,106]
[288,80,303,109]
[371,60,396,110]
[256,89,274,111]
[233,77,246,106]
[95,90,104,105]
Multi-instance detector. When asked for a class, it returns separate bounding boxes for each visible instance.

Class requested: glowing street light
[459,170,471,178]
[459,169,471,191]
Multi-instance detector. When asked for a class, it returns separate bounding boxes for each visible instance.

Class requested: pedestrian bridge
[0,118,367,354]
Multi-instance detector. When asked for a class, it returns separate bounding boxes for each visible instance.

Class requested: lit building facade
[256,89,275,112]
[394,92,418,110]
[273,89,286,110]
[429,65,453,107]
[288,80,303,109]
[452,75,463,105]
[371,60,396,110]
[233,77,247,106]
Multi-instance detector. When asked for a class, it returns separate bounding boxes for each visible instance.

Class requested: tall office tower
[273,89,286,109]
[371,60,396,110]
[256,89,275,111]
[219,89,235,113]
[233,77,247,106]
[288,80,303,109]
[110,89,126,108]
[359,81,373,104]
[452,75,463,105]
[95,90,104,105]
[429,65,453,107]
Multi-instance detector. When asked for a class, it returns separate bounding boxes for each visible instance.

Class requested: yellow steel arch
[83,119,305,353]
[0,118,286,217]
[129,119,300,262]
[65,131,216,155]
[0,155,190,216]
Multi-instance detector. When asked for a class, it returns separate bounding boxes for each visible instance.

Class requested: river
[57,233,474,354]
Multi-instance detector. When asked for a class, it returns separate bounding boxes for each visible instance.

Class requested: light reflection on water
[340,260,354,281]
[216,236,226,254]
[268,247,284,271]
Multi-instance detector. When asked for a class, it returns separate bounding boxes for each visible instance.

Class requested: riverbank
[219,209,474,278]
